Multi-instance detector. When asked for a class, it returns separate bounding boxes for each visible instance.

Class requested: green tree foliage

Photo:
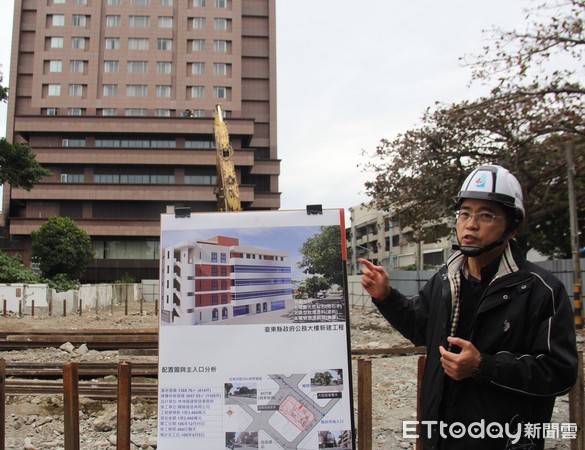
[0,71,7,103]
[361,0,585,257]
[0,138,51,190]
[0,251,39,284]
[31,217,94,280]
[302,275,330,298]
[298,226,344,286]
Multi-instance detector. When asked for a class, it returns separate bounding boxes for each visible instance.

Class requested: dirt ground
[0,303,582,449]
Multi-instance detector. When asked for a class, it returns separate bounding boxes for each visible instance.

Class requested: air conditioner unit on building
[62,139,69,147]
[60,174,67,183]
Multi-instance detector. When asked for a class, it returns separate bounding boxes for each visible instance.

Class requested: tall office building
[4,0,279,282]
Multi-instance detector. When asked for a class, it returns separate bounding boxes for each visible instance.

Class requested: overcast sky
[0,0,530,213]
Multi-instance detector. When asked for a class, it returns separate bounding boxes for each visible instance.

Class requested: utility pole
[566,142,583,329]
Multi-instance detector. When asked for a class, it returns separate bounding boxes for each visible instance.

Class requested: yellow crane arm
[213,104,242,211]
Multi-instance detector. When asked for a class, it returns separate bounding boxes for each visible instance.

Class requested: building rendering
[4,0,279,282]
[161,235,292,325]
[346,203,453,276]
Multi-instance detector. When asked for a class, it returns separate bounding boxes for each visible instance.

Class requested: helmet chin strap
[452,237,506,257]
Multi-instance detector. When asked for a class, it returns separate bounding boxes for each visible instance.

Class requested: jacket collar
[446,241,520,282]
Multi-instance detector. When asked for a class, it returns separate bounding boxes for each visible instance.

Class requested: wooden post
[63,299,67,317]
[117,362,132,450]
[31,299,35,317]
[357,358,372,450]
[63,362,80,450]
[0,359,5,450]
[570,351,584,450]
[79,297,82,316]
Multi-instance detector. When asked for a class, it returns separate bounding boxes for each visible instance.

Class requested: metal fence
[348,258,585,309]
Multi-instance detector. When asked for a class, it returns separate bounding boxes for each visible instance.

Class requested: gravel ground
[0,304,582,449]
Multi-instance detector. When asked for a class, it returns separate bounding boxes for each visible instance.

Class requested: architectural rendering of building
[4,0,279,281]
[161,235,292,325]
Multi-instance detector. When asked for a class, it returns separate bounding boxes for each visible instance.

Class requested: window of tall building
[48,84,61,96]
[191,109,206,117]
[213,40,230,53]
[103,84,118,96]
[184,169,217,185]
[194,0,206,6]
[127,61,148,73]
[125,109,148,117]
[70,60,85,73]
[185,140,214,149]
[158,16,173,28]
[101,108,118,116]
[106,15,121,27]
[159,0,173,5]
[215,0,227,7]
[155,109,171,117]
[107,0,121,5]
[49,60,63,73]
[74,0,88,4]
[129,16,150,27]
[191,62,205,75]
[214,86,229,99]
[156,85,171,97]
[191,86,204,98]
[72,15,87,27]
[156,61,172,74]
[131,0,151,4]
[53,0,66,4]
[69,84,84,97]
[213,63,229,76]
[214,18,229,30]
[129,38,149,50]
[51,15,65,27]
[191,39,205,52]
[104,60,119,73]
[50,37,64,49]
[127,85,148,97]
[105,37,120,49]
[71,37,86,49]
[67,108,85,116]
[192,17,205,29]
[157,38,172,50]
[61,173,85,183]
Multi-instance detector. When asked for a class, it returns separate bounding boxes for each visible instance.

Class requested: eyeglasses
[456,211,506,225]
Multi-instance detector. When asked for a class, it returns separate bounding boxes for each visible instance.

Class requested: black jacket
[374,242,578,450]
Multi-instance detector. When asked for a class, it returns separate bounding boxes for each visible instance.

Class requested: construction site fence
[0,280,159,316]
[348,257,585,310]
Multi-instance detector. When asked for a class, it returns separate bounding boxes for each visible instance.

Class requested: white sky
[0,0,530,213]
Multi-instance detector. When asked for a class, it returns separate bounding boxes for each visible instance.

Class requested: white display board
[157,209,355,449]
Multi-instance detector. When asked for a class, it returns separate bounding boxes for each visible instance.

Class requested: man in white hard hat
[360,165,578,450]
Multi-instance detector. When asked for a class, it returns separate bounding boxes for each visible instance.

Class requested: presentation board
[157,209,355,449]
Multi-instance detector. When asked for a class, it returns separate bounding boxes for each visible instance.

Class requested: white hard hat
[455,165,525,220]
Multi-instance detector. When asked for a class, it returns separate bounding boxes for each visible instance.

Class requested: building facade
[161,235,292,325]
[5,0,279,281]
[346,203,453,276]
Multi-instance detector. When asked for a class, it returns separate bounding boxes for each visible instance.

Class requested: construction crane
[213,104,242,211]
